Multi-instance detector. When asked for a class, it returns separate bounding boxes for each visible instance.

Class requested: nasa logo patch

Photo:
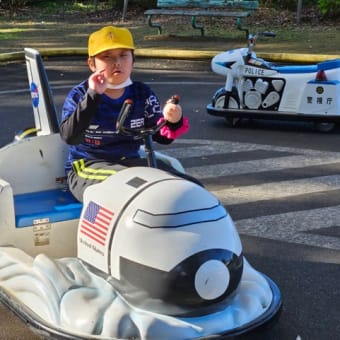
[30,82,39,108]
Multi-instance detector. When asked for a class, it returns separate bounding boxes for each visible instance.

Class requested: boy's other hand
[163,100,182,123]
[88,69,107,94]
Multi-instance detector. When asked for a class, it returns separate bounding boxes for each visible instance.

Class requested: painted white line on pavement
[0,82,223,96]
[164,139,340,180]
[213,175,340,205]
[235,206,340,252]
[164,139,340,251]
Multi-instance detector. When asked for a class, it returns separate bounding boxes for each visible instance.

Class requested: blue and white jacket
[60,80,182,173]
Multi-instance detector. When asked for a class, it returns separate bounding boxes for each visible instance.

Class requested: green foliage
[261,0,340,18]
[0,0,156,11]
[131,0,157,9]
[260,0,315,11]
[31,1,119,10]
[318,0,340,18]
[0,0,29,10]
[0,0,29,18]
[1,0,339,20]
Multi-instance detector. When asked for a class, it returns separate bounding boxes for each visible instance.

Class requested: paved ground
[0,13,339,340]
[1,56,340,340]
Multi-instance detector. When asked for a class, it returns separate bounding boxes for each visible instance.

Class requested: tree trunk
[297,0,303,24]
[122,0,128,21]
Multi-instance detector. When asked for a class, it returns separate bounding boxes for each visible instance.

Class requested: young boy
[60,26,195,202]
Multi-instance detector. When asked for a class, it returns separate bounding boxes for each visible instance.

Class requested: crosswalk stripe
[162,139,340,178]
[235,206,340,251]
[187,156,340,179]
[213,175,340,205]
[160,138,340,250]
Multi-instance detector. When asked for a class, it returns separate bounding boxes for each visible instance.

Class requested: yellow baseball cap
[88,26,135,57]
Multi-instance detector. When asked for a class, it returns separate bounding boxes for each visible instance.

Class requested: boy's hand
[88,69,107,94]
[163,99,182,123]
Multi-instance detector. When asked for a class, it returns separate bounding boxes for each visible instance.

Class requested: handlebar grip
[116,99,133,131]
[169,94,180,104]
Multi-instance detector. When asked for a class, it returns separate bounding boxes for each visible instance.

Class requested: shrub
[318,0,340,18]
[0,0,28,10]
[260,0,316,11]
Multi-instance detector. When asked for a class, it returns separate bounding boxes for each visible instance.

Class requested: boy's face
[88,48,133,86]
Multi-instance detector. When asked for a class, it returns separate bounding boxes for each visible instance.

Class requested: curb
[0,48,339,64]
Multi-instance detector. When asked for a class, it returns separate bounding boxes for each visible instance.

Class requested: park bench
[144,0,259,37]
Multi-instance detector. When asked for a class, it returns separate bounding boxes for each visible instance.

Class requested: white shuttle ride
[0,48,281,339]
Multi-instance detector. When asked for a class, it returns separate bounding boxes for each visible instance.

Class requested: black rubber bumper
[206,104,340,124]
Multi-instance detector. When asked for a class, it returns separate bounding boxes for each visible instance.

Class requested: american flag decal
[80,201,114,246]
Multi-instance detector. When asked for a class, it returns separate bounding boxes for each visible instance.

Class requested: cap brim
[89,45,134,56]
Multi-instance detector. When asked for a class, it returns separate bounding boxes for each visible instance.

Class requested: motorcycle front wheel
[214,91,242,128]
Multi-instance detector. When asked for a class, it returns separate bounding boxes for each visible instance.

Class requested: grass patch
[0,3,339,56]
[0,28,25,40]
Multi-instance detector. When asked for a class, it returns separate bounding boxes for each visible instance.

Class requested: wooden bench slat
[144,0,258,36]
[144,9,251,17]
[157,0,258,9]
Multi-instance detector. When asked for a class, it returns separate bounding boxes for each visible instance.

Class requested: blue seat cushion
[14,188,82,228]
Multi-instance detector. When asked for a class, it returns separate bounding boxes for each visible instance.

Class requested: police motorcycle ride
[207,31,340,132]
[0,48,281,339]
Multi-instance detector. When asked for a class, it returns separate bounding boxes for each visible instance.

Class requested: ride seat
[0,132,82,228]
[14,188,82,228]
